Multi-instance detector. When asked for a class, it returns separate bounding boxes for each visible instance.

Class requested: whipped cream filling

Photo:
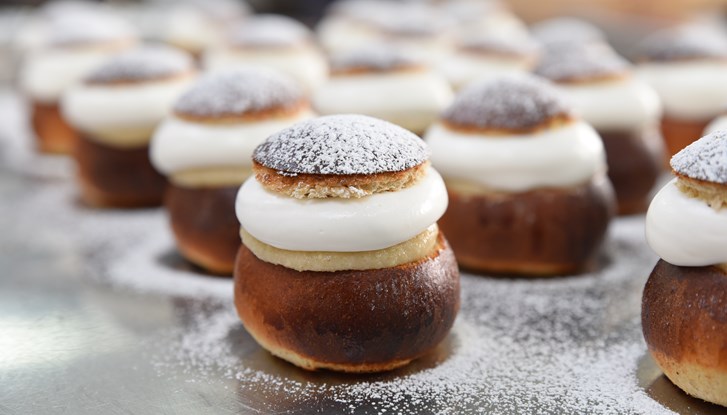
[312,71,453,133]
[425,120,606,192]
[203,47,328,93]
[150,110,314,174]
[558,77,662,130]
[637,61,727,120]
[235,167,448,252]
[646,178,727,266]
[20,46,126,102]
[704,115,727,135]
[62,76,194,147]
[438,53,532,90]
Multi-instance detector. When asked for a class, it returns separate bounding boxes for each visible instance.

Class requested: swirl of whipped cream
[20,47,126,102]
[313,70,453,133]
[235,167,448,252]
[636,61,727,120]
[646,178,727,266]
[62,76,194,147]
[150,110,314,174]
[425,120,606,192]
[558,77,662,130]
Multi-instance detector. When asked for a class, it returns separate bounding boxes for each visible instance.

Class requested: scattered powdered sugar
[459,34,540,57]
[535,43,631,83]
[443,74,572,130]
[228,15,312,48]
[85,45,193,84]
[173,69,304,118]
[253,114,429,175]
[531,17,606,46]
[46,11,136,47]
[330,45,423,73]
[671,130,727,184]
[636,25,727,62]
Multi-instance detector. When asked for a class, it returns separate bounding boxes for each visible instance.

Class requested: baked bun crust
[75,135,166,207]
[165,184,240,274]
[439,176,615,275]
[31,101,78,154]
[600,127,664,214]
[642,260,727,407]
[233,231,460,372]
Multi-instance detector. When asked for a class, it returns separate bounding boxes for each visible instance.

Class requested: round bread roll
[150,69,312,274]
[234,114,459,372]
[426,74,616,275]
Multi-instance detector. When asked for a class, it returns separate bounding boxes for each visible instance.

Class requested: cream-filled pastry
[439,33,539,91]
[150,69,312,274]
[636,25,727,157]
[204,14,328,93]
[425,74,616,276]
[161,0,249,58]
[62,45,195,208]
[643,131,727,407]
[441,0,528,40]
[313,46,452,134]
[536,45,664,214]
[234,114,459,372]
[19,11,137,154]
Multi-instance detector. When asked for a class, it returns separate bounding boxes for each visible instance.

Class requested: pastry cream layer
[646,178,727,267]
[426,120,606,192]
[241,224,439,272]
[62,75,194,147]
[235,167,448,252]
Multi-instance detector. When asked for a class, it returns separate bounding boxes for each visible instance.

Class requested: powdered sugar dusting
[535,44,630,82]
[253,115,429,175]
[228,15,312,48]
[671,130,727,184]
[459,34,540,57]
[637,25,727,62]
[85,45,193,84]
[443,74,572,130]
[173,69,305,118]
[330,45,423,73]
[531,17,605,46]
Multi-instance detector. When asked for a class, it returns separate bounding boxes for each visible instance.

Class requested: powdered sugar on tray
[443,74,572,130]
[173,69,304,118]
[253,114,429,175]
[671,130,727,184]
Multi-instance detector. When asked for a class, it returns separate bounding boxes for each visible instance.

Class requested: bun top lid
[228,15,312,48]
[329,45,424,74]
[671,130,727,185]
[637,26,727,62]
[84,45,193,85]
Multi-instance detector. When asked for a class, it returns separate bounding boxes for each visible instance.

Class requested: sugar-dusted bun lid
[671,130,727,185]
[173,69,306,120]
[46,11,136,48]
[442,74,572,132]
[329,45,424,74]
[637,25,727,62]
[535,44,630,83]
[531,17,605,46]
[228,14,313,48]
[253,114,429,176]
[458,33,540,58]
[84,45,193,85]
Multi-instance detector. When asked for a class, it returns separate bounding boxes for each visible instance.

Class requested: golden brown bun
[642,260,727,407]
[175,100,309,125]
[675,175,727,210]
[599,126,665,215]
[233,231,460,373]
[660,116,709,159]
[439,176,615,276]
[252,160,428,199]
[31,101,79,154]
[165,184,240,275]
[74,135,166,208]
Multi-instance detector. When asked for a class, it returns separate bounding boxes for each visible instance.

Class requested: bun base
[233,232,460,373]
[75,135,166,208]
[31,101,78,154]
[642,260,727,407]
[599,126,664,215]
[439,176,615,276]
[165,183,240,275]
[660,116,709,160]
